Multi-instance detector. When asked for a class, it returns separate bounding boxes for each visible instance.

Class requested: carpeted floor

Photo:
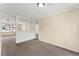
[1,36,79,56]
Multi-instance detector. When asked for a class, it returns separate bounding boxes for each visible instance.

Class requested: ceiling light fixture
[37,3,45,8]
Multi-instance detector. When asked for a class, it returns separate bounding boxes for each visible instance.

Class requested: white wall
[40,8,79,53]
[16,16,36,44]
[16,31,35,43]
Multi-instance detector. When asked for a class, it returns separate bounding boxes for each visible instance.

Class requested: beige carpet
[1,36,79,56]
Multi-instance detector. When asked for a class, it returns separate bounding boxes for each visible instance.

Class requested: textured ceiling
[0,3,79,20]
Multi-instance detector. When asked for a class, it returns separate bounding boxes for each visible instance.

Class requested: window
[0,22,16,32]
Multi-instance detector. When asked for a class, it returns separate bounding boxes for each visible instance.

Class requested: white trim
[40,40,79,53]
[16,15,33,21]
[39,5,79,19]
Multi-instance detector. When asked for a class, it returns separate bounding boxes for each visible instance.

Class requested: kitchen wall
[16,31,35,43]
[16,17,36,43]
[40,8,79,53]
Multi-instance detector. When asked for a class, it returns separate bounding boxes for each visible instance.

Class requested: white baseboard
[40,40,79,53]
